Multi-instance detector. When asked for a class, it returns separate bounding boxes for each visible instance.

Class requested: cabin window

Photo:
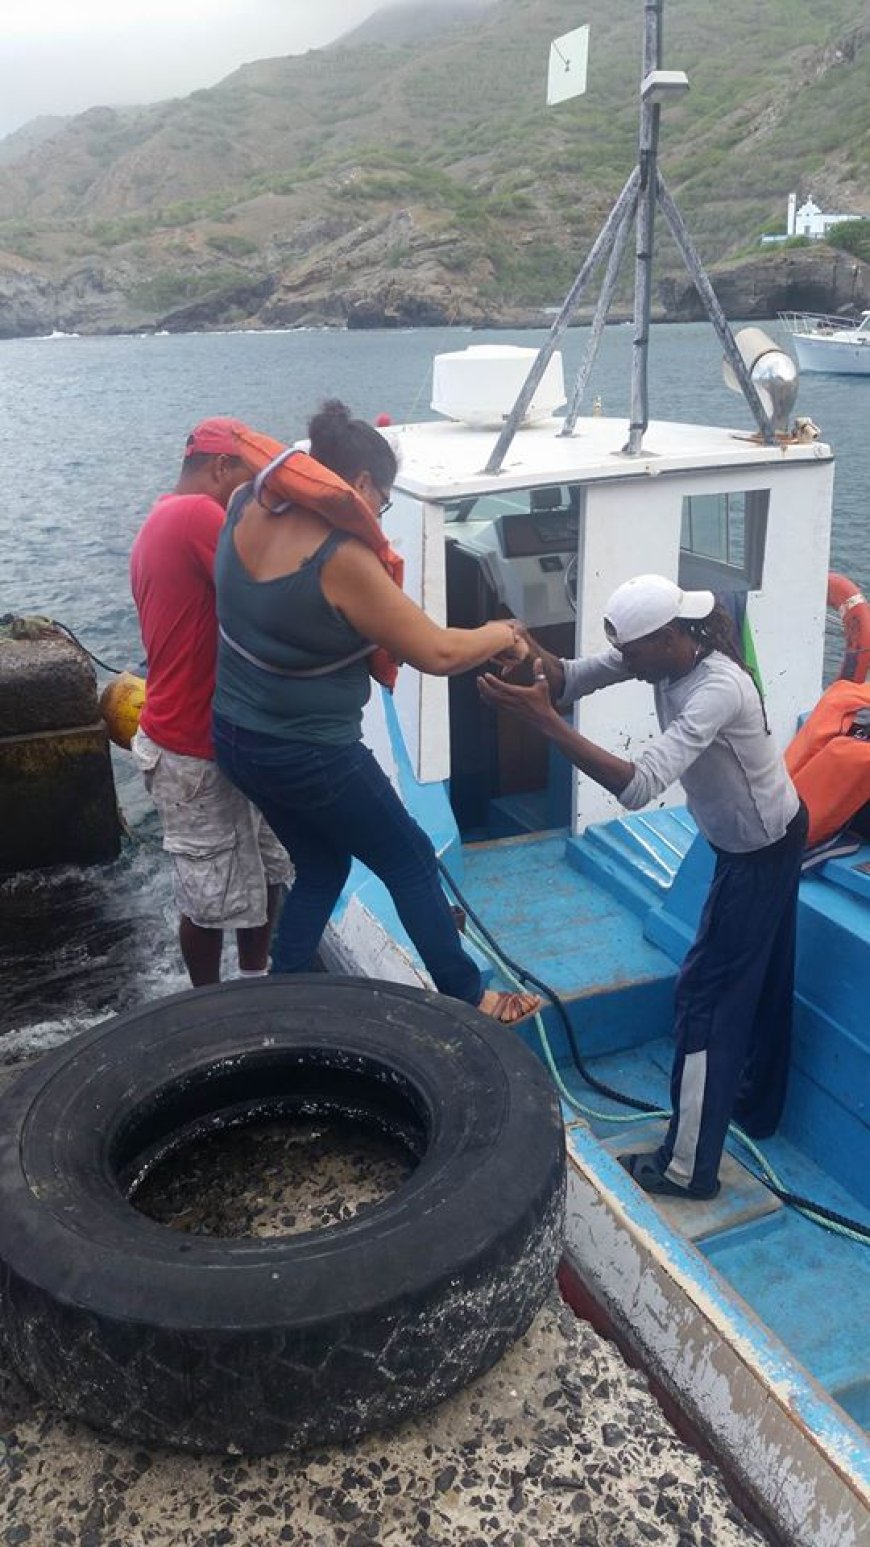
[678,489,768,592]
[440,484,582,542]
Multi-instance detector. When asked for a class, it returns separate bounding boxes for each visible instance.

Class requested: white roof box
[431,345,566,429]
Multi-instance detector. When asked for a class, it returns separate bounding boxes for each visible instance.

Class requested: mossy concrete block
[0,638,122,873]
[0,639,99,737]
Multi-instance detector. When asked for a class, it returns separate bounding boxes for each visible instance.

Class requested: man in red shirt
[130,419,292,985]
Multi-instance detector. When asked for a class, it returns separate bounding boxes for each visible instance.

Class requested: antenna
[547,25,589,106]
[483,1,776,475]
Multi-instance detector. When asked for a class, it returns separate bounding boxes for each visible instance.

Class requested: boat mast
[626,0,662,454]
[484,1,777,475]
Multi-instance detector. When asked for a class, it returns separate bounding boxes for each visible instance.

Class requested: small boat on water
[311,8,870,1547]
[779,310,870,375]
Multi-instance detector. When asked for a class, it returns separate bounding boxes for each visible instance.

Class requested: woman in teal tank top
[213,400,539,1024]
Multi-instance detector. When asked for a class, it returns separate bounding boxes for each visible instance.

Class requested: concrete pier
[0,626,121,873]
[0,1061,770,1547]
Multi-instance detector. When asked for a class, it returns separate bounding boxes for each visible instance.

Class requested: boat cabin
[368,347,834,845]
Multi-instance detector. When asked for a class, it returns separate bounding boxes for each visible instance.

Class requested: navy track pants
[658,802,808,1195]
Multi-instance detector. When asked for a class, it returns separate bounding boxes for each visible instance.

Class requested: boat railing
[778,310,864,337]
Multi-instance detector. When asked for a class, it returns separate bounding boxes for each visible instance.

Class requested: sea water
[1,322,867,1047]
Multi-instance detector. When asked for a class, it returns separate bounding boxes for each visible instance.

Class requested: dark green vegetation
[827,218,870,262]
[0,0,868,330]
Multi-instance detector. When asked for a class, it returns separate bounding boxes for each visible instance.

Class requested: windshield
[438,484,582,529]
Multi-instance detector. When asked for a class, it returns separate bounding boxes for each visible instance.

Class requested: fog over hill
[0,117,71,169]
[336,1,499,48]
[0,0,867,338]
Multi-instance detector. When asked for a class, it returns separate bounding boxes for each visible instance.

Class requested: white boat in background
[779,310,870,375]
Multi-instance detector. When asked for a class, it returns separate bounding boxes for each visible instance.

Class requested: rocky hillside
[0,0,868,337]
[0,116,70,168]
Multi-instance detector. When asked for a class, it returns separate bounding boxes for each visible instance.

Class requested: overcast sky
[0,0,398,139]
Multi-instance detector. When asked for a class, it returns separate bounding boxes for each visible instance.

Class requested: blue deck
[459,820,870,1433]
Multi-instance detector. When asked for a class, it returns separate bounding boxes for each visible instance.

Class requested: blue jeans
[212,716,481,1005]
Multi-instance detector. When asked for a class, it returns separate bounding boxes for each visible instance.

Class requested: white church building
[787,192,856,238]
[761,192,861,244]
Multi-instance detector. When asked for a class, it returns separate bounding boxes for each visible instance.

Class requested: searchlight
[723,327,799,435]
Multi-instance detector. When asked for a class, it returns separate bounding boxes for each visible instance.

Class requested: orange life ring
[230,427,403,691]
[827,571,870,685]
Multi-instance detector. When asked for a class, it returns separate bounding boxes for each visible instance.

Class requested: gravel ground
[0,1072,772,1547]
[0,1295,772,1547]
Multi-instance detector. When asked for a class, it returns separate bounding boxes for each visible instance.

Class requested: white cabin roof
[390,415,832,501]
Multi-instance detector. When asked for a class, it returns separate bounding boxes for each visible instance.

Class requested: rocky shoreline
[1,242,868,341]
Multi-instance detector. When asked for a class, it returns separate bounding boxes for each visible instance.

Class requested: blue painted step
[488,791,553,839]
[460,831,678,1060]
[566,808,698,918]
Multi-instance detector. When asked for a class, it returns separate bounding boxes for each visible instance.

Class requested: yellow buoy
[99,672,147,750]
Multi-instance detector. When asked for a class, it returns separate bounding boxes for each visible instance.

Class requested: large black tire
[0,977,565,1454]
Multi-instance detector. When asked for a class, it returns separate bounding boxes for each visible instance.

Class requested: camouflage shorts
[132,730,292,929]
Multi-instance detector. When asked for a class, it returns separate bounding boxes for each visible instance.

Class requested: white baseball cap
[603,575,715,646]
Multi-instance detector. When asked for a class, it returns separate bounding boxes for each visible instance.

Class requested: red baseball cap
[184,417,246,457]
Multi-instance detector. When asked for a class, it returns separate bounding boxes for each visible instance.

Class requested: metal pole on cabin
[483,165,641,475]
[656,174,777,443]
[561,186,639,435]
[624,0,662,456]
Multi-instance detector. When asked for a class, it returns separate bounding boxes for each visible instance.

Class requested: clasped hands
[481,622,561,730]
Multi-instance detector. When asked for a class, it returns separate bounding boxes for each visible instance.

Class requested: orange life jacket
[785,679,870,846]
[231,426,404,692]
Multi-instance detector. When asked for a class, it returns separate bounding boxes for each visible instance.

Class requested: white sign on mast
[546,24,589,106]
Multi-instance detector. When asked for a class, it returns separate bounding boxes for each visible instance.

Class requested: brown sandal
[478,989,542,1026]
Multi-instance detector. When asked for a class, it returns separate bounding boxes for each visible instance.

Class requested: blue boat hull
[320,694,870,1545]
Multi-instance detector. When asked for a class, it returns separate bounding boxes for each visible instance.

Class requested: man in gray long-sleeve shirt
[480,574,808,1200]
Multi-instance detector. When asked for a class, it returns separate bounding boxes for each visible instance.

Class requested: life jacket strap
[253,447,299,514]
[218,623,375,679]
